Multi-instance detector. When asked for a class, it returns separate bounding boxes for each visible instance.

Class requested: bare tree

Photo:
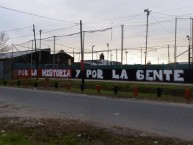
[0,31,11,52]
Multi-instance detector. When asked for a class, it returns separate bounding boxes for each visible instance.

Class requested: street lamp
[110,51,113,65]
[107,43,109,65]
[92,45,95,65]
[125,51,128,64]
[144,9,151,67]
[187,35,191,69]
[39,30,42,63]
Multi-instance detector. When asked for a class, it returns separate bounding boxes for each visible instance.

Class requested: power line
[6,23,77,34]
[151,14,174,35]
[84,27,112,33]
[124,18,174,27]
[84,5,193,25]
[56,27,112,38]
[42,24,78,34]
[0,5,78,24]
[57,38,79,48]
[12,26,113,46]
[156,5,193,13]
[153,12,178,17]
[55,42,79,50]
[13,40,32,46]
[7,26,31,32]
[9,34,33,39]
[85,13,144,24]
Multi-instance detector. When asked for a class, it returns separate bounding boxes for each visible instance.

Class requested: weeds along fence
[0,78,192,103]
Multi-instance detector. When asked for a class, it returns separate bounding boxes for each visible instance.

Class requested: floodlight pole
[141,47,143,65]
[187,35,191,69]
[80,20,84,91]
[107,43,109,65]
[174,18,177,69]
[121,25,124,65]
[126,51,128,64]
[39,30,42,63]
[116,49,117,63]
[31,40,33,77]
[192,18,193,69]
[53,36,56,68]
[33,24,38,80]
[144,9,151,68]
[92,45,95,65]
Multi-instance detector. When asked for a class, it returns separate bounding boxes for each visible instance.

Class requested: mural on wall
[13,69,189,83]
[14,69,72,78]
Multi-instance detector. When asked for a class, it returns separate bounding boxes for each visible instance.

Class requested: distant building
[84,53,122,66]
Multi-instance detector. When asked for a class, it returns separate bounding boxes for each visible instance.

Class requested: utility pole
[121,25,124,65]
[192,18,193,69]
[53,36,56,68]
[110,52,113,65]
[125,51,128,64]
[96,51,98,60]
[11,44,14,79]
[189,17,192,69]
[189,43,191,70]
[31,40,33,77]
[116,49,117,63]
[78,52,80,62]
[141,47,142,65]
[11,44,13,59]
[168,45,170,64]
[174,18,177,69]
[33,24,38,80]
[92,45,95,65]
[111,27,113,40]
[39,30,42,63]
[80,20,84,91]
[187,36,191,69]
[83,32,85,53]
[144,9,151,67]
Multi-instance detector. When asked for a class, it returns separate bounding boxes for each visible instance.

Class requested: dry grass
[0,117,192,145]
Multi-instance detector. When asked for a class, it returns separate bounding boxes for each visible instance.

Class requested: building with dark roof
[0,48,74,80]
[0,48,74,65]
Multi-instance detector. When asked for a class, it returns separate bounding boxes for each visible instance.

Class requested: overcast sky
[1,0,193,64]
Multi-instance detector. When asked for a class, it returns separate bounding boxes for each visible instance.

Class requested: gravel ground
[0,100,63,119]
[1,99,193,145]
[0,99,157,138]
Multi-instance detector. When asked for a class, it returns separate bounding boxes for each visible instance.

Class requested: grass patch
[0,133,31,145]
